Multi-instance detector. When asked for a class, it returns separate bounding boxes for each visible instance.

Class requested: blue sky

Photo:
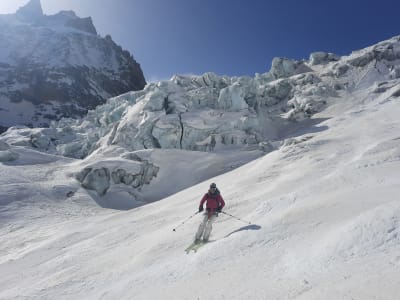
[2,0,400,82]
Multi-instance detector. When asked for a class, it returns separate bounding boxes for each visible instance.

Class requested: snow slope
[1,36,400,299]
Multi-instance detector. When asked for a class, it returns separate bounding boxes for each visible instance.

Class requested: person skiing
[195,182,225,243]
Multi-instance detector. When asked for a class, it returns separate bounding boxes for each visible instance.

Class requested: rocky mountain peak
[0,0,146,131]
[16,0,43,22]
[65,16,97,34]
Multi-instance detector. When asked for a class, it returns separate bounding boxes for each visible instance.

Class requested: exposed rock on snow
[75,155,159,196]
[79,167,111,196]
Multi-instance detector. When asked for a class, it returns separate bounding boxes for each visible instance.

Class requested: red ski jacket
[199,190,225,212]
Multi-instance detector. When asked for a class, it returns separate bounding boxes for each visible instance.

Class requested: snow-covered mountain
[0,35,400,299]
[2,35,400,203]
[0,0,146,131]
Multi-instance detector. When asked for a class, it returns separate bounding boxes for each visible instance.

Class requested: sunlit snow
[1,35,400,299]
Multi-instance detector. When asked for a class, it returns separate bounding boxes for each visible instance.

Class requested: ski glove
[199,206,204,212]
[216,206,222,213]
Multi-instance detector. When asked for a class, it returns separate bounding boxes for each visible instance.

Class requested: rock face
[0,0,146,130]
[16,0,43,21]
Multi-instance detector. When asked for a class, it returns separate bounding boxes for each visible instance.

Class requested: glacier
[2,35,400,201]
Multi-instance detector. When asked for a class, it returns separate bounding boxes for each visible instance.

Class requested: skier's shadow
[224,224,261,238]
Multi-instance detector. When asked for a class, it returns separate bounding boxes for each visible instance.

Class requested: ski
[185,241,207,253]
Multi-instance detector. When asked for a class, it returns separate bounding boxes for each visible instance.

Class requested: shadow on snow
[224,224,261,238]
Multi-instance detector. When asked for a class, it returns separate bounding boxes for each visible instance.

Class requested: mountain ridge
[0,0,146,131]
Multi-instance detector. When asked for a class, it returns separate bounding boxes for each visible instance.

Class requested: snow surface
[1,36,400,299]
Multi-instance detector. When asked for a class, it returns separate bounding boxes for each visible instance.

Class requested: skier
[195,182,225,243]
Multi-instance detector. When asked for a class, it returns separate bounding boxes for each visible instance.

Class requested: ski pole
[172,211,200,232]
[220,211,252,225]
